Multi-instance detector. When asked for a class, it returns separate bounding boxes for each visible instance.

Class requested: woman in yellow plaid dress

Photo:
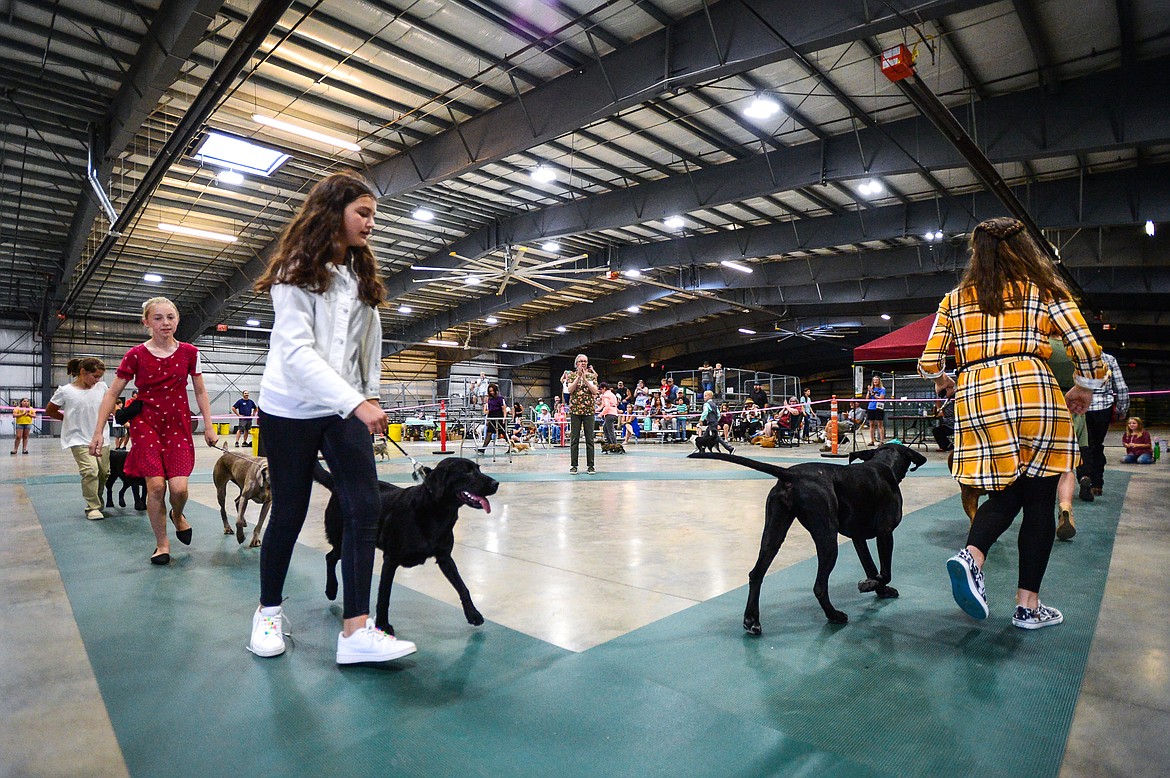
[919,217,1104,630]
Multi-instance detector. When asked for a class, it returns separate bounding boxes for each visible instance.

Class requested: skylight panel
[193,131,290,177]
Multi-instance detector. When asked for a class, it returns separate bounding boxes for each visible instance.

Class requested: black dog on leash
[315,457,499,636]
[688,444,926,632]
[105,449,146,511]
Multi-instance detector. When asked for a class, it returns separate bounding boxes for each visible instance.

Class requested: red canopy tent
[852,314,950,363]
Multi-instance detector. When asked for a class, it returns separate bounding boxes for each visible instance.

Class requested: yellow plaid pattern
[920,283,1104,490]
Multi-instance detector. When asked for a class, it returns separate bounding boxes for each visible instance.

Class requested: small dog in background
[510,441,531,453]
[105,449,147,511]
[601,442,626,454]
[372,436,390,461]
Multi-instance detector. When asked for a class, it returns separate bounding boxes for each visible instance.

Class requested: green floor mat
[26,471,1125,777]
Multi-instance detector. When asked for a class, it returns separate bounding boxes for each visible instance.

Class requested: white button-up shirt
[259,263,382,419]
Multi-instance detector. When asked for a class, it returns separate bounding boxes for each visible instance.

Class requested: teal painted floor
[25,466,1127,778]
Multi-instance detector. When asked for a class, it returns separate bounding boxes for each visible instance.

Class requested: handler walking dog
[212,448,271,547]
[689,444,926,632]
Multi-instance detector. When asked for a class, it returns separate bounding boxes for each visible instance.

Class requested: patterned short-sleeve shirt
[561,368,598,415]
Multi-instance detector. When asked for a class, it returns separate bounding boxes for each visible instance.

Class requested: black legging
[966,474,1059,593]
[258,410,380,619]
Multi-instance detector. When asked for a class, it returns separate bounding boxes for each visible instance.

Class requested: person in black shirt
[750,383,769,410]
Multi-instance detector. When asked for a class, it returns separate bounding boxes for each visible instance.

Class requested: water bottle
[1155,440,1161,463]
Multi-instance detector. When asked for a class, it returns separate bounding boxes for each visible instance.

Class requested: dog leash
[385,436,427,482]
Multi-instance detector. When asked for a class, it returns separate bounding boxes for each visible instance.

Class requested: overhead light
[500,343,508,348]
[193,130,289,176]
[485,316,498,324]
[530,165,557,183]
[252,113,361,152]
[857,179,884,197]
[1146,220,1156,237]
[427,339,460,347]
[561,293,594,304]
[397,305,412,314]
[143,273,163,283]
[623,269,642,278]
[246,318,261,327]
[743,93,781,120]
[880,313,891,321]
[738,328,757,335]
[621,354,635,359]
[217,170,244,186]
[465,276,481,286]
[542,241,561,252]
[555,325,567,332]
[158,222,239,243]
[720,260,753,274]
[924,230,944,242]
[412,207,435,221]
[627,306,640,313]
[664,215,685,230]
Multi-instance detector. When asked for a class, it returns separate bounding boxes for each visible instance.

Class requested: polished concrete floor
[1,430,1167,777]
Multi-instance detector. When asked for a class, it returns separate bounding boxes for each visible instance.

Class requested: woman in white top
[247,173,415,666]
[45,357,111,520]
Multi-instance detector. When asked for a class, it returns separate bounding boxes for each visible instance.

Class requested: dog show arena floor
[3,436,1168,777]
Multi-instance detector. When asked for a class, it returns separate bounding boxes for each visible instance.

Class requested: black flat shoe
[170,510,193,545]
[150,550,170,565]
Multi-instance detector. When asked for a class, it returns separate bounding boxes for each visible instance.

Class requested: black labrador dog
[314,457,499,636]
[105,448,146,511]
[688,444,927,632]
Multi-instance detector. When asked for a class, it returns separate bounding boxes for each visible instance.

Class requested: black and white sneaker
[1012,602,1063,630]
[946,548,988,619]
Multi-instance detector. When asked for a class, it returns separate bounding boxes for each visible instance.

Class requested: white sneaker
[249,605,286,657]
[85,509,104,521]
[336,619,417,664]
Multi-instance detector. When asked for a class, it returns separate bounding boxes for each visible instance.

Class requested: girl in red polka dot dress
[90,297,218,565]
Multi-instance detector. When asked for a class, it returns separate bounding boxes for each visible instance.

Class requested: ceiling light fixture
[621,354,635,359]
[217,170,244,186]
[923,230,945,242]
[880,313,891,321]
[464,276,481,286]
[412,207,435,221]
[743,92,781,120]
[738,328,757,335]
[530,165,557,183]
[1146,220,1156,237]
[485,316,498,324]
[664,215,685,230]
[193,131,289,176]
[157,222,239,243]
[143,273,163,283]
[720,260,753,274]
[857,179,884,196]
[561,293,594,304]
[623,269,642,278]
[246,318,261,327]
[627,306,640,313]
[252,113,361,152]
[542,241,561,252]
[500,343,508,348]
[427,339,460,347]
[397,305,412,314]
[555,325,567,332]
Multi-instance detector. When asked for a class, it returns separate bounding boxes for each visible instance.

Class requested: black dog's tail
[313,462,334,491]
[686,451,794,482]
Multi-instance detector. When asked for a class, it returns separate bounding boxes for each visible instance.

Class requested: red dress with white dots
[116,342,200,479]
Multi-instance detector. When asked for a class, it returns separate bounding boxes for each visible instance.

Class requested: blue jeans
[258,410,380,619]
[1121,453,1154,464]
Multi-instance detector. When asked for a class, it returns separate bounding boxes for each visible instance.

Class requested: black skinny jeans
[1077,407,1112,488]
[569,413,595,468]
[966,474,1059,593]
[258,410,380,619]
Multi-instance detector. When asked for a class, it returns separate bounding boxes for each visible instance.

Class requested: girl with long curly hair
[920,217,1105,631]
[248,172,416,665]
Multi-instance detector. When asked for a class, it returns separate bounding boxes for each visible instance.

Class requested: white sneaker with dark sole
[946,548,988,620]
[337,619,417,664]
[1012,603,1063,629]
[249,605,286,657]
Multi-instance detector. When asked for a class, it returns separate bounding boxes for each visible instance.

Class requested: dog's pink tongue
[475,495,491,513]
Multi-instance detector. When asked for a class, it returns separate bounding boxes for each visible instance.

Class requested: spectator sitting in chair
[719,403,734,441]
[742,400,763,439]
